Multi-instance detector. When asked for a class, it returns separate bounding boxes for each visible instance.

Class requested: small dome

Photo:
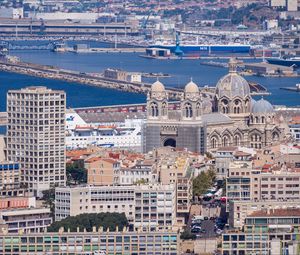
[252,98,274,114]
[151,80,165,92]
[216,73,250,99]
[185,80,199,93]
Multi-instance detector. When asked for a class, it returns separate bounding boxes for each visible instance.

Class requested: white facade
[65,112,143,151]
[0,207,52,233]
[55,184,176,230]
[287,0,298,11]
[6,86,66,195]
[0,8,23,19]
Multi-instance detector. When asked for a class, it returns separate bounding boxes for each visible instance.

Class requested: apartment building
[6,86,66,195]
[0,229,178,255]
[55,184,176,230]
[155,148,193,224]
[0,162,20,191]
[0,207,52,233]
[86,157,120,185]
[222,208,300,255]
[226,161,300,202]
[118,161,154,185]
[228,199,300,229]
[214,147,254,178]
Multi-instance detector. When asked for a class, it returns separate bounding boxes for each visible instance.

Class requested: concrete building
[244,62,295,76]
[227,161,300,202]
[0,19,138,37]
[0,229,178,255]
[222,208,300,255]
[269,0,287,8]
[228,199,300,229]
[0,7,23,19]
[6,86,66,195]
[0,162,20,191]
[287,0,298,11]
[55,184,176,230]
[289,116,300,142]
[0,196,36,210]
[118,161,153,185]
[0,207,52,233]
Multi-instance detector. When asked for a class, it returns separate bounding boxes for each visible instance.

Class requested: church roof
[151,80,165,92]
[184,80,199,93]
[215,58,250,99]
[216,73,250,99]
[252,98,274,114]
[202,113,233,124]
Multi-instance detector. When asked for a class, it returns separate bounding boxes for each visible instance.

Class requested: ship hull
[267,58,300,68]
[149,45,251,55]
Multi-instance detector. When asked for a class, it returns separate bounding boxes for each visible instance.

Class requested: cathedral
[143,58,286,154]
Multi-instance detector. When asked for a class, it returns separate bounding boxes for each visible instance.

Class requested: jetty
[0,60,185,100]
[280,84,300,92]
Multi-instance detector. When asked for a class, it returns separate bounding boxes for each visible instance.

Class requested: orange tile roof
[85,157,101,163]
[102,158,118,164]
[250,208,300,217]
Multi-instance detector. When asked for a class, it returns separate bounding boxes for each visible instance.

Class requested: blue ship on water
[150,44,251,56]
[151,32,250,56]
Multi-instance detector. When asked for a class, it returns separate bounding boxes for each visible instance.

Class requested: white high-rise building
[6,86,66,195]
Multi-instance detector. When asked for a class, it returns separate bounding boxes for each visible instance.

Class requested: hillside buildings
[6,86,66,195]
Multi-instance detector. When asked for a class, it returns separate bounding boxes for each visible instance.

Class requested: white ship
[65,112,143,151]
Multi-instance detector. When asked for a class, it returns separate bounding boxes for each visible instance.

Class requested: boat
[65,112,143,150]
[266,57,300,68]
[150,43,251,56]
[52,41,67,52]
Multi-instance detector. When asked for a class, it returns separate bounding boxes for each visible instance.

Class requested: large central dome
[215,58,250,99]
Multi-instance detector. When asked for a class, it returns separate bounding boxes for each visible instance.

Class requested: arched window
[211,137,218,149]
[150,102,159,117]
[251,134,262,149]
[184,103,193,118]
[234,135,241,146]
[222,136,230,147]
[233,99,242,114]
[221,99,229,114]
[255,116,259,123]
[196,103,201,117]
[261,116,265,123]
[272,132,279,141]
[162,102,167,116]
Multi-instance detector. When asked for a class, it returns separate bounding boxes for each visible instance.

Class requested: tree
[42,187,56,220]
[180,229,196,240]
[192,168,216,197]
[66,161,87,185]
[47,213,128,232]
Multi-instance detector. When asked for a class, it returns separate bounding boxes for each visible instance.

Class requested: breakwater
[0,60,187,100]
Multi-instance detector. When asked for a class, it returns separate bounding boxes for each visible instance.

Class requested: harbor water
[1,49,300,110]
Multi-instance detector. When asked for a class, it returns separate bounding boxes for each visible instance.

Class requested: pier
[0,60,185,100]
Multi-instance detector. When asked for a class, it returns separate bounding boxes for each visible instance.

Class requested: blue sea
[1,46,299,111]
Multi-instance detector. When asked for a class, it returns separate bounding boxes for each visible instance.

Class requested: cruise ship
[65,112,143,151]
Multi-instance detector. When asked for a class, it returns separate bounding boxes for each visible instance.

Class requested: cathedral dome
[216,58,250,99]
[252,98,274,114]
[184,80,199,93]
[216,73,250,99]
[151,80,165,92]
